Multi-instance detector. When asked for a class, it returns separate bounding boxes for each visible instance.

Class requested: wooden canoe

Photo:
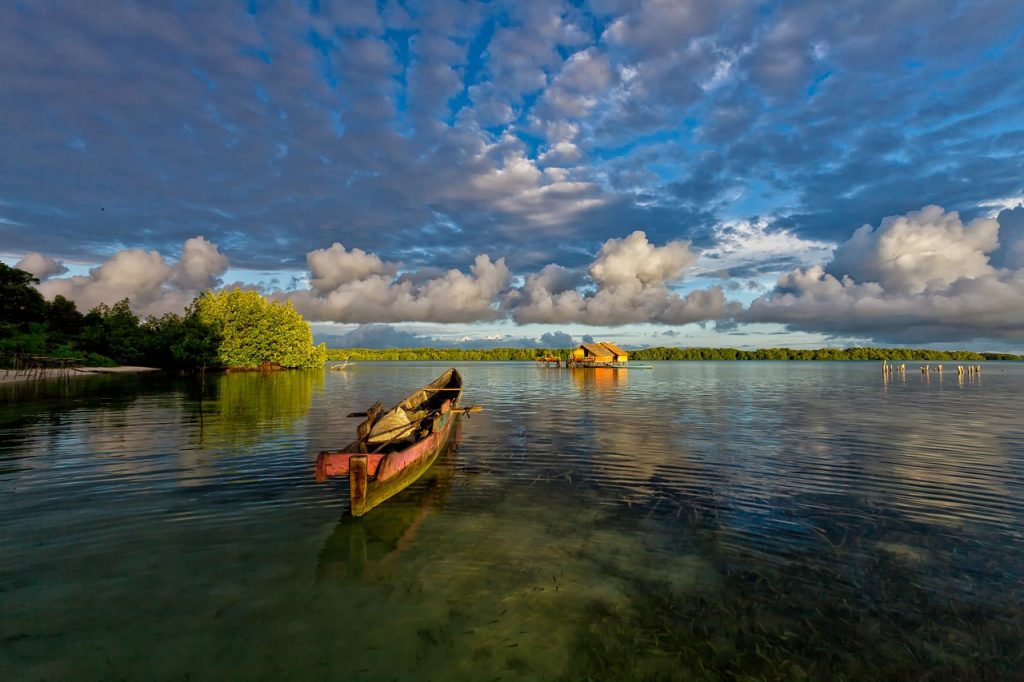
[315,368,469,517]
[315,423,461,582]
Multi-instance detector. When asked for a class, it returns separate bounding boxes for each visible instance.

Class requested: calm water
[2,362,1022,681]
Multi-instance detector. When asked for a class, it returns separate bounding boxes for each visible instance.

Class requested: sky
[2,0,1024,350]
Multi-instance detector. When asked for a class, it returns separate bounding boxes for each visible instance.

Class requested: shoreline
[0,366,161,385]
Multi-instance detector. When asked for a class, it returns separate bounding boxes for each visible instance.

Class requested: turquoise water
[2,362,1022,680]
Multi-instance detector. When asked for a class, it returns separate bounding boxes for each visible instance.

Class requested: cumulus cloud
[591,229,697,286]
[286,231,738,327]
[826,205,998,295]
[14,252,67,280]
[990,205,1024,270]
[524,264,588,296]
[171,236,229,290]
[22,231,739,328]
[510,230,738,325]
[745,205,1024,342]
[306,242,398,295]
[36,236,228,317]
[287,246,511,323]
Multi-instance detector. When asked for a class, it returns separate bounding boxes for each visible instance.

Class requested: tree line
[1,263,325,370]
[629,346,1021,361]
[328,346,1022,362]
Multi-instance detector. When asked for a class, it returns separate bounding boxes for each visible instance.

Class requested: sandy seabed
[0,366,160,384]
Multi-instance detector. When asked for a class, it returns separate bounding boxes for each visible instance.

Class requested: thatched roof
[600,342,627,356]
[579,343,613,357]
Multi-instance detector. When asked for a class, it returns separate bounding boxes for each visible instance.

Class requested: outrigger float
[315,369,480,516]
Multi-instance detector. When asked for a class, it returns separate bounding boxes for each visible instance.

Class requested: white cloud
[35,237,228,317]
[306,242,398,295]
[470,151,545,197]
[602,0,732,54]
[697,218,834,276]
[744,205,1024,341]
[538,141,583,166]
[591,229,696,286]
[287,249,511,324]
[14,252,67,280]
[22,232,735,327]
[827,205,998,295]
[511,230,738,325]
[463,147,606,229]
[538,48,614,119]
[978,196,1024,216]
[171,236,229,290]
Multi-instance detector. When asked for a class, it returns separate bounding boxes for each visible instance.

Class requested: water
[2,362,1022,681]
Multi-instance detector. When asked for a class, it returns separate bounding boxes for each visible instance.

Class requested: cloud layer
[19,203,1024,344]
[2,1,1022,278]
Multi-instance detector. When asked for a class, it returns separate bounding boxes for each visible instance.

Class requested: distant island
[326,347,1024,362]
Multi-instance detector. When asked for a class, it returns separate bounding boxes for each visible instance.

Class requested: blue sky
[2,1,1024,350]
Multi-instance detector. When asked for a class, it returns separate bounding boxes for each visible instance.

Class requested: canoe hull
[315,369,462,517]
[352,410,457,516]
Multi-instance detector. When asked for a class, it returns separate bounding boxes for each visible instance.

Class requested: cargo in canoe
[315,368,476,516]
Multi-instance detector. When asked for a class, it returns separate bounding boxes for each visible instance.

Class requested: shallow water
[2,362,1022,681]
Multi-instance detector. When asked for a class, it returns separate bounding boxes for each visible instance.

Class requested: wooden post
[350,455,369,517]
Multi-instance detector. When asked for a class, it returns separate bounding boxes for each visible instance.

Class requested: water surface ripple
[2,362,1022,680]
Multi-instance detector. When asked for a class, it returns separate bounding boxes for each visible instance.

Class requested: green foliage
[0,263,47,329]
[45,295,85,339]
[77,299,149,365]
[141,306,222,370]
[326,346,1023,362]
[195,289,326,369]
[0,322,48,356]
[0,264,51,360]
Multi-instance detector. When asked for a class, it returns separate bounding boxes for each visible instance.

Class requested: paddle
[346,405,482,418]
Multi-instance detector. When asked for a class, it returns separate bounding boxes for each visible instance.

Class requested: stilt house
[570,342,629,365]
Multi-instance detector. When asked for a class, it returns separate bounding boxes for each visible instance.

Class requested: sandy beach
[0,366,161,384]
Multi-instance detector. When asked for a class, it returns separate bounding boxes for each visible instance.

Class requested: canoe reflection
[315,425,460,583]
